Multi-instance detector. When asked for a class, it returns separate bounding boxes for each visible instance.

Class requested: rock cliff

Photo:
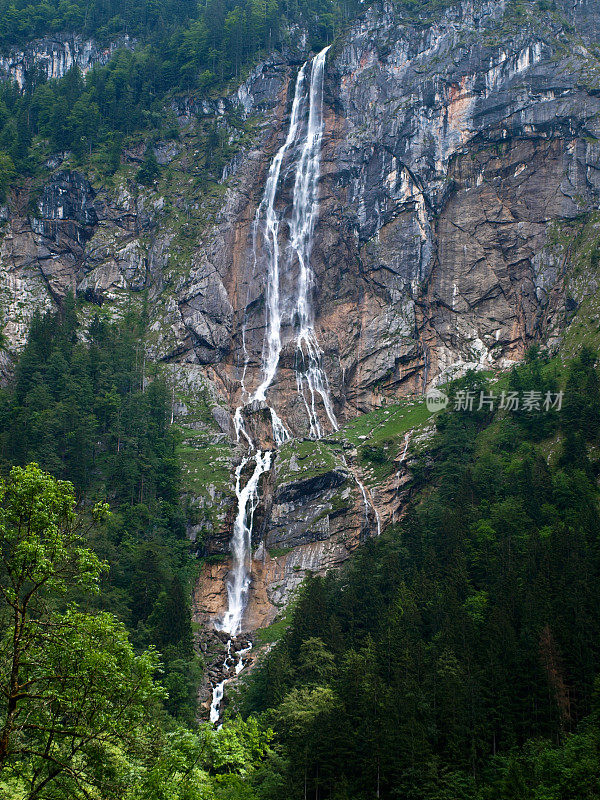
[2,0,600,680]
[4,1,599,409]
[0,34,133,87]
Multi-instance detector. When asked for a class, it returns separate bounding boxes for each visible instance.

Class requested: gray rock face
[555,0,600,41]
[34,171,98,242]
[2,0,600,410]
[0,35,133,88]
[308,0,600,405]
[275,469,347,506]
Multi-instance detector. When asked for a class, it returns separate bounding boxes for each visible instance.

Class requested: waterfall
[209,679,225,724]
[220,450,271,636]
[249,44,335,430]
[288,46,338,438]
[210,46,335,723]
[353,470,381,537]
[251,59,308,408]
[209,639,253,724]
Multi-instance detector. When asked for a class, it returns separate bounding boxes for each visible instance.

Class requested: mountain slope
[2,0,600,747]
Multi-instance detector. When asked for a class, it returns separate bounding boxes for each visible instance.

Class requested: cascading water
[209,46,336,723]
[247,44,335,431]
[221,451,272,637]
[348,462,381,538]
[400,432,411,463]
[392,432,411,524]
[288,46,338,438]
[251,58,308,409]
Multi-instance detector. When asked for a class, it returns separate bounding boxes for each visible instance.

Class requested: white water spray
[209,679,225,724]
[400,432,411,463]
[338,448,381,538]
[355,474,381,537]
[355,475,370,524]
[228,44,336,620]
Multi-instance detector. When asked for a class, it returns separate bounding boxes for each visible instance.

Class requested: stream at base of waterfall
[209,45,377,723]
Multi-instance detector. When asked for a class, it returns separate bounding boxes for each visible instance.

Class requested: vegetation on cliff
[0,0,562,195]
[0,0,369,190]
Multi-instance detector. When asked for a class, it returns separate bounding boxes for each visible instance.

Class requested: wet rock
[33,171,98,245]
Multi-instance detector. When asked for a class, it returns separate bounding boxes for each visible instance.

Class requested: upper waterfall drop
[250,59,309,411]
[240,44,336,438]
[288,45,338,438]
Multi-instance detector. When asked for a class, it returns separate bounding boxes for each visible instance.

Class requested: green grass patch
[253,611,291,647]
[332,398,432,447]
[276,438,342,485]
[177,441,231,495]
[267,546,294,559]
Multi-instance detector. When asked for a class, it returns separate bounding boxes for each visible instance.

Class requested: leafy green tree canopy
[0,463,165,800]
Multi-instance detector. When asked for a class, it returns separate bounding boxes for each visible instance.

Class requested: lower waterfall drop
[221,451,271,637]
[209,448,270,722]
